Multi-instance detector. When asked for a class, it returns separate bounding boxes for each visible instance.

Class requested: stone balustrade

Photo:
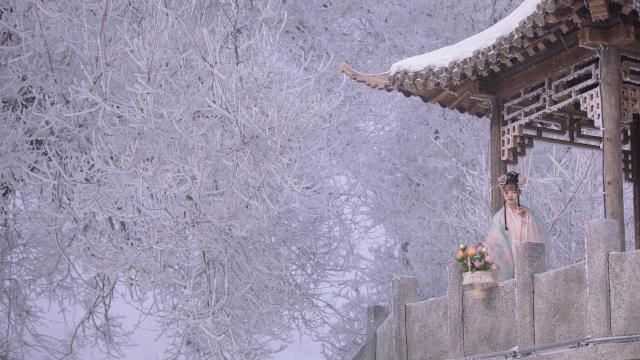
[349,219,640,360]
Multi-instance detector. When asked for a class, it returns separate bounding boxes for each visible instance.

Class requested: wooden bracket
[579,23,635,48]
[468,80,497,101]
[587,0,610,22]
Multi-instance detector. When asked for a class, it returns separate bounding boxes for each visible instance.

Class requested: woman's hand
[515,207,528,217]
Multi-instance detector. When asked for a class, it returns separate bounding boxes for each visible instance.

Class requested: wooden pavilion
[341,0,640,250]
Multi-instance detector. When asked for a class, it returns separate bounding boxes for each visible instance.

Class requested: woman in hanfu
[485,171,549,282]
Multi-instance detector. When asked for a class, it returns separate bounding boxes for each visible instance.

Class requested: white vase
[462,270,493,285]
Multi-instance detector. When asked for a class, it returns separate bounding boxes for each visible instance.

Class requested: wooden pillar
[490,98,507,215]
[632,118,640,249]
[600,45,625,249]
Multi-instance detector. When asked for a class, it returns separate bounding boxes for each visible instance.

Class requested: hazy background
[1,0,636,359]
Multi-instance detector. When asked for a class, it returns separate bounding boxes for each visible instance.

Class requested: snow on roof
[389,0,544,74]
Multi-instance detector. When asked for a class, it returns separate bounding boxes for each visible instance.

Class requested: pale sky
[38,294,325,360]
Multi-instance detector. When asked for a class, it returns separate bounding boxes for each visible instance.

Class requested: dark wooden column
[632,118,640,249]
[600,45,626,250]
[490,98,507,215]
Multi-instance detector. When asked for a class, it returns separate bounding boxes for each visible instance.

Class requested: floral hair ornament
[518,173,527,186]
[497,171,524,189]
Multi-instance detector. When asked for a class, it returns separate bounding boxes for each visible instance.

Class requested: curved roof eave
[340,0,640,117]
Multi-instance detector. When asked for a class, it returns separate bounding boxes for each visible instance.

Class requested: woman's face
[501,186,519,206]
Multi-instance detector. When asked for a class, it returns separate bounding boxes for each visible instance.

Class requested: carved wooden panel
[621,53,640,183]
[621,54,640,123]
[501,56,601,162]
[622,126,634,182]
[623,149,633,181]
[579,88,602,128]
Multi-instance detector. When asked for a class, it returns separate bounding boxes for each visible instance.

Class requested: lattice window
[621,54,640,123]
[501,56,601,162]
[621,53,640,182]
[623,149,633,182]
[579,88,602,128]
[622,126,634,182]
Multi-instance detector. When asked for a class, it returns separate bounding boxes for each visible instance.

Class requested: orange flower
[455,249,464,260]
[466,247,476,257]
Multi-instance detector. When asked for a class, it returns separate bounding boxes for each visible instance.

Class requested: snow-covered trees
[1,1,354,358]
[1,1,636,359]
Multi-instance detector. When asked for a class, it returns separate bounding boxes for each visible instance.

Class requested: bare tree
[1,0,354,358]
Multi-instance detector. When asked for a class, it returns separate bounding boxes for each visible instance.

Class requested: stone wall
[375,317,393,360]
[405,296,448,360]
[462,279,516,355]
[609,249,640,336]
[534,262,588,345]
[350,219,640,360]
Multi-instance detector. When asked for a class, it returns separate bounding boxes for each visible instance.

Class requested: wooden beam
[578,23,635,48]
[587,0,609,21]
[527,135,601,149]
[432,89,450,104]
[469,80,498,101]
[490,98,507,215]
[410,82,495,117]
[448,90,469,110]
[497,46,594,99]
[601,45,626,250]
[619,40,640,55]
[420,87,443,102]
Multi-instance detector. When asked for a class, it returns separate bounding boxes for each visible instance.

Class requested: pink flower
[485,255,493,263]
[491,264,498,270]
[497,174,507,186]
[518,174,527,185]
[473,260,484,268]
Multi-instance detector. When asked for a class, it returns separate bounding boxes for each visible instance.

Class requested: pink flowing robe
[485,206,549,281]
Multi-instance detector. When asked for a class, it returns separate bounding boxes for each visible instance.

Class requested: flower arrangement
[497,171,527,187]
[455,242,497,273]
[456,242,497,299]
